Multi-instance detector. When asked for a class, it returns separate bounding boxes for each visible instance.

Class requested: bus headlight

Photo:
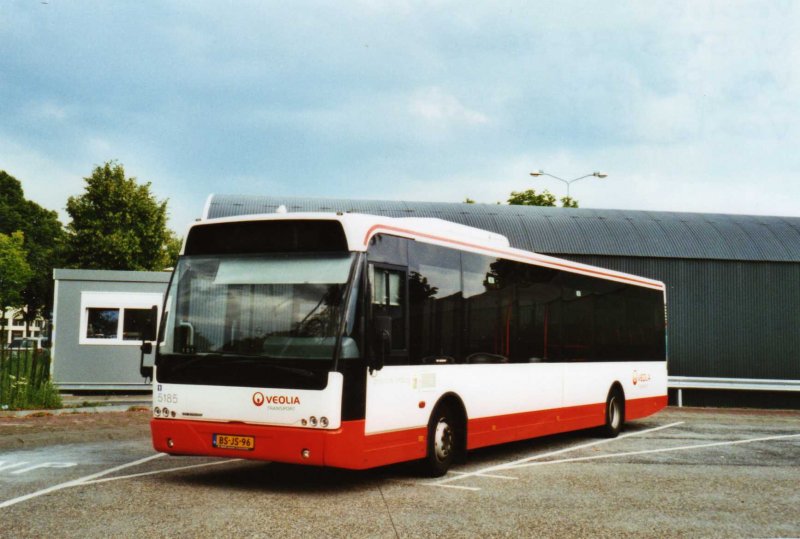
[154,407,161,417]
[309,416,318,427]
[320,417,329,428]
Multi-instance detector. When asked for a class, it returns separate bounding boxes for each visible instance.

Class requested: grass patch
[128,405,150,412]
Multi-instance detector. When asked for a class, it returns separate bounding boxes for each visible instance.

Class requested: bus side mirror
[371,315,392,372]
[139,305,158,380]
[142,305,158,342]
[140,339,154,379]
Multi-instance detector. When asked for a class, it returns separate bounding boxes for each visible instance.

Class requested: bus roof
[189,211,665,291]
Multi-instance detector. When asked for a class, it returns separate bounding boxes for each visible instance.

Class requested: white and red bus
[147,211,667,476]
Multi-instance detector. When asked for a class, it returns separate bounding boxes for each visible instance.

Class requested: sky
[2,1,800,233]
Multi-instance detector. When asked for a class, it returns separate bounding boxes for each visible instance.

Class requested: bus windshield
[160,253,356,365]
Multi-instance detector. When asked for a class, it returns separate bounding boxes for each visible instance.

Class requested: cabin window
[79,291,162,345]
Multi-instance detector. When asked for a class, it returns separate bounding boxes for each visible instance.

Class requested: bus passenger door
[368,264,408,364]
[365,263,420,436]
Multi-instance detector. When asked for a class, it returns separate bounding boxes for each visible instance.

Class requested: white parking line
[507,432,800,470]
[81,459,242,486]
[10,462,77,475]
[430,421,684,489]
[0,453,165,509]
[423,483,481,491]
[448,471,517,480]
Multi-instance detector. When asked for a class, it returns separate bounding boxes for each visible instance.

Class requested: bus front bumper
[150,418,427,470]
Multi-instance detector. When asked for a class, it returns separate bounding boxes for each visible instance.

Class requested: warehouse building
[205,194,800,408]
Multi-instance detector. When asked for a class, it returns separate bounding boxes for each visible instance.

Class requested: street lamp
[529,170,608,198]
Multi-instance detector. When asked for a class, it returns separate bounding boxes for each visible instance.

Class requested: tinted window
[185,220,348,256]
[365,236,665,365]
[409,242,462,364]
[86,308,119,339]
[370,265,407,354]
[122,308,157,341]
[366,234,408,266]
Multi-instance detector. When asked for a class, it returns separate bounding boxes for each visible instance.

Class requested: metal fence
[0,347,52,409]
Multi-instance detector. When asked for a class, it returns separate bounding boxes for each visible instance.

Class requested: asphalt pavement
[1,406,799,538]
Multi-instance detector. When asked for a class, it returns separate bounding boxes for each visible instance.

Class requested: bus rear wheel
[601,387,624,438]
[422,404,457,477]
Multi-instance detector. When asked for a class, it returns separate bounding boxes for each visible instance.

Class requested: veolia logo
[266,395,301,405]
[252,392,265,406]
[632,370,651,386]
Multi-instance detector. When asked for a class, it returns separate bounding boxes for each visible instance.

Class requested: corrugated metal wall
[561,256,800,380]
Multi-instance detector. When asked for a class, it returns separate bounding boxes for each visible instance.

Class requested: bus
[145,211,667,476]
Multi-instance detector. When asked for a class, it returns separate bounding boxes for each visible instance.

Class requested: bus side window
[408,241,462,365]
[369,264,408,360]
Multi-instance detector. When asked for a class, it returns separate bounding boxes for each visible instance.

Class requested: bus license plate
[212,434,255,451]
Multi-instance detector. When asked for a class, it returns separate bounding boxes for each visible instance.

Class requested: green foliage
[162,229,183,269]
[0,231,33,347]
[507,189,580,208]
[0,348,61,410]
[507,189,557,206]
[66,161,176,271]
[0,171,66,323]
[464,197,476,204]
[560,196,579,208]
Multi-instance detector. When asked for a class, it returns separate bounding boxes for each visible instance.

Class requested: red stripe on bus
[362,224,664,290]
[150,395,666,470]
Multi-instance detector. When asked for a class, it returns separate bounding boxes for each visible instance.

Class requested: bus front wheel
[423,404,457,477]
[601,387,624,438]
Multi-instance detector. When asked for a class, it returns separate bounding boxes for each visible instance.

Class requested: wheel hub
[434,418,453,461]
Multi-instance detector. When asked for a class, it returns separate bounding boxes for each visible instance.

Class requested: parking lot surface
[1,407,799,538]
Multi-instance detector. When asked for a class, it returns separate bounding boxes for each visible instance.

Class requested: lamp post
[529,170,608,198]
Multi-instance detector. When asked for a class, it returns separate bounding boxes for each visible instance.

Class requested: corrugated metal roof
[205,195,800,262]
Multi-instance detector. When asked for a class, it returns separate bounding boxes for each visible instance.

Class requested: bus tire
[422,403,457,477]
[601,387,624,438]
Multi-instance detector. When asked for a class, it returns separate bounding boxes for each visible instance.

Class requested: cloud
[408,87,490,126]
[0,136,82,221]
[32,101,70,121]
[2,0,800,224]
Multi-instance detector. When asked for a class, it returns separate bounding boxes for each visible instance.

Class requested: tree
[162,230,182,269]
[66,161,177,271]
[560,195,579,208]
[507,189,579,208]
[0,171,66,329]
[0,231,32,348]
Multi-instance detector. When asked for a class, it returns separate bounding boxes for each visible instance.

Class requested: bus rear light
[301,449,310,459]
[167,438,174,448]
